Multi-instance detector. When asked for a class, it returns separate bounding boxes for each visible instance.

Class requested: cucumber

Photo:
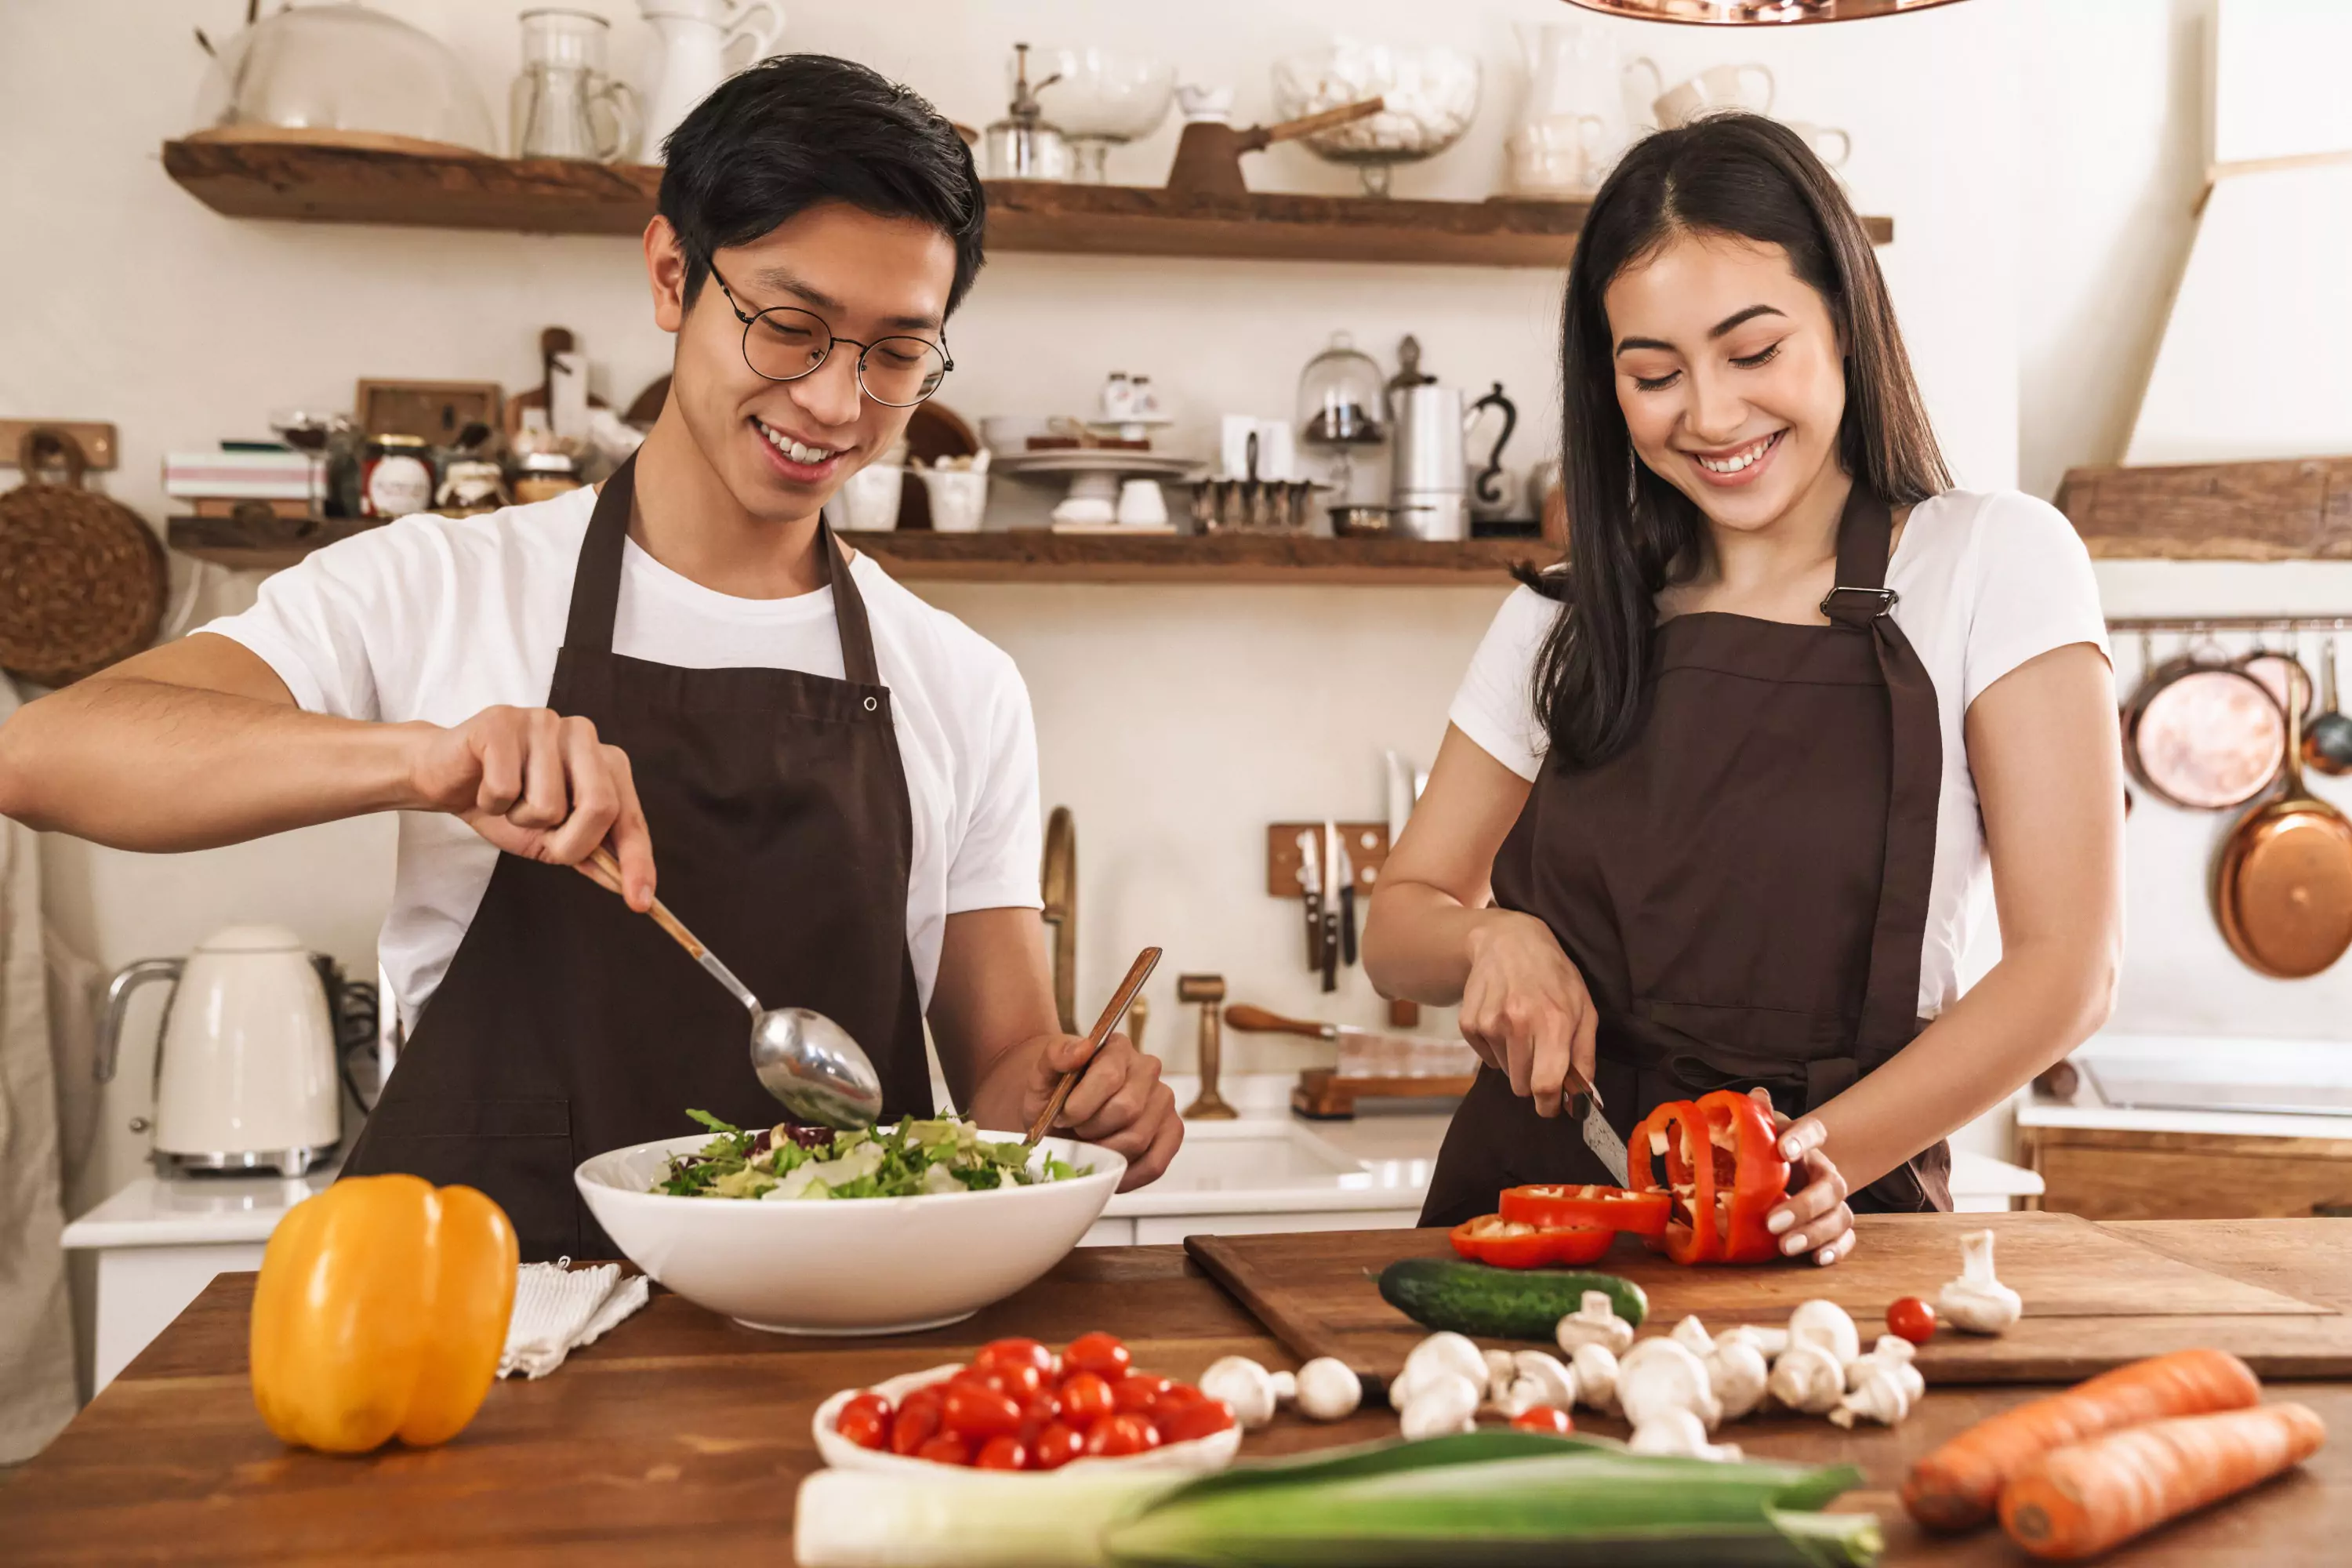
[1377,1256,1647,1341]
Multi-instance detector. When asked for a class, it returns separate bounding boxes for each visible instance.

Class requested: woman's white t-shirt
[201,486,1043,1032]
[1446,488,2111,1020]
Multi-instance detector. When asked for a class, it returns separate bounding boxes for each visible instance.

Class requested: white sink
[1100,1118,1432,1218]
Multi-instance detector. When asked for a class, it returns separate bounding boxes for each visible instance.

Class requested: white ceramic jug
[639,0,785,160]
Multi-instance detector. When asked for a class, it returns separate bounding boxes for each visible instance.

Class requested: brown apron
[343,454,931,1261]
[1424,484,1952,1227]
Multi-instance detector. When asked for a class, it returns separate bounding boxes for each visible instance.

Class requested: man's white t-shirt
[1446,488,2111,1020]
[201,486,1043,1032]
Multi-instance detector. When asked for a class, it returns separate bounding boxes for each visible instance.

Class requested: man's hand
[406,706,655,909]
[1014,1030,1181,1190]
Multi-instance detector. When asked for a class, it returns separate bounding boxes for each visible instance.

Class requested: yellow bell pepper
[249,1174,518,1453]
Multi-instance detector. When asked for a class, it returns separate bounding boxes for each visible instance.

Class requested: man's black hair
[658,53,985,316]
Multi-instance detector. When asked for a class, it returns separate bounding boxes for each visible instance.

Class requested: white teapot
[638,0,785,160]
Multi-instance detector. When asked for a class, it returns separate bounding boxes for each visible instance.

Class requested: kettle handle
[1467,383,1519,506]
[97,959,183,1084]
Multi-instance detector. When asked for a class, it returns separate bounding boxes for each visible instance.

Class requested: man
[0,56,1181,1259]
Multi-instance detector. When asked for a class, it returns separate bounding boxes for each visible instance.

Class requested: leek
[793,1432,1879,1568]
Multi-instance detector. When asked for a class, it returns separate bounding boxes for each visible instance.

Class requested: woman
[1364,114,2122,1266]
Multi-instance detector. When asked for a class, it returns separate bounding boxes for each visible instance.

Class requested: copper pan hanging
[2237,633,2316,723]
[2122,631,2286,811]
[2215,666,2352,978]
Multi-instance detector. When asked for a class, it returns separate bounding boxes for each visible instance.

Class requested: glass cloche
[190,2,497,154]
[1297,332,1389,447]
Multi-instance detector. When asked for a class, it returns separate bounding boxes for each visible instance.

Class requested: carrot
[1998,1402,2326,1559]
[1901,1348,2262,1531]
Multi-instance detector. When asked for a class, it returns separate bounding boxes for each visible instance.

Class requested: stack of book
[164,448,325,519]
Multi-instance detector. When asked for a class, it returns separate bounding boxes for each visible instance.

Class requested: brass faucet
[1041,805,1078,1036]
[1178,974,1238,1119]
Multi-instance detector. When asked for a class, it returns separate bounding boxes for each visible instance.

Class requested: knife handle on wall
[1319,903,1340,992]
[1304,889,1325,973]
[1339,885,1357,967]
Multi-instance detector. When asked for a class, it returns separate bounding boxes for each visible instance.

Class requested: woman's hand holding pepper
[1750,1087,1857,1265]
[1458,911,1599,1119]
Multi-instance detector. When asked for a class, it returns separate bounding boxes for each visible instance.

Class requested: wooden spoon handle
[1262,96,1385,147]
[1222,1004,1335,1040]
[1028,946,1163,1146]
[582,844,706,960]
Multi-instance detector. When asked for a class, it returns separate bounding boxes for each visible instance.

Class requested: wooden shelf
[169,514,382,569]
[160,139,1892,266]
[2056,456,2352,561]
[852,530,1544,584]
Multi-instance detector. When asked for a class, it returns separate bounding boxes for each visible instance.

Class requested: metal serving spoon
[2305,636,2352,778]
[584,847,884,1129]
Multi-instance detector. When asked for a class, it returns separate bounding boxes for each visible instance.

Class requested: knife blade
[1577,1093,1629,1185]
[1296,828,1323,975]
[1319,820,1341,993]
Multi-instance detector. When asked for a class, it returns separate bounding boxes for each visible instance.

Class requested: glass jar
[1296,332,1389,447]
[361,435,434,519]
[512,451,583,505]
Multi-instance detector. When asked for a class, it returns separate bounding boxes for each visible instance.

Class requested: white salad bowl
[575,1130,1125,1335]
[812,1364,1240,1478]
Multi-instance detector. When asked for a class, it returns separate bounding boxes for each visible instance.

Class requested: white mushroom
[1788,1298,1861,1367]
[1490,1351,1577,1419]
[1704,1334,1772,1423]
[1482,1348,1520,1401]
[1199,1356,1295,1430]
[1939,1228,2024,1336]
[1831,1337,1927,1429]
[1554,1290,1635,1356]
[1726,1324,1788,1358]
[1293,1357,1363,1422]
[1392,1332,1490,1408]
[1669,1315,1715,1356]
[1628,1406,1744,1462]
[1767,1338,1847,1415]
[1617,1338,1723,1430]
[1567,1343,1619,1413]
[1396,1370,1481,1440]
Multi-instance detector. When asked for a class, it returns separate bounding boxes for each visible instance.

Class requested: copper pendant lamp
[1561,0,1970,24]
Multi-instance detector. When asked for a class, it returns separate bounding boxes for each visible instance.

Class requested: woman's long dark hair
[1521,112,1949,771]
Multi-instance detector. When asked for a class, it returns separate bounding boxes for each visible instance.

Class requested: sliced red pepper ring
[1449,1214,1614,1269]
[1500,1182,1671,1238]
[1696,1090,1792,1265]
[1631,1100,1719,1265]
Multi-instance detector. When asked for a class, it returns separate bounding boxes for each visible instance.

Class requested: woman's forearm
[1363,881,1522,1007]
[1814,934,2118,1192]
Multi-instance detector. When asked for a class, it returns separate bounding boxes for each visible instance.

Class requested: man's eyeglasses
[706,263,953,408]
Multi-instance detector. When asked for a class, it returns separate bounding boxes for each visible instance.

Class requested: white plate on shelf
[993,449,1205,478]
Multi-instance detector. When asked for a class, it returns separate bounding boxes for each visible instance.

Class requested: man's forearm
[0,677,423,849]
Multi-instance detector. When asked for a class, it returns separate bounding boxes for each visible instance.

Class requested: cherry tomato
[834,1392,892,1450]
[974,1435,1027,1472]
[1887,1297,1937,1344]
[1509,1405,1574,1436]
[1083,1412,1162,1457]
[1017,1391,1062,1444]
[1157,1397,1236,1444]
[1030,1422,1085,1471]
[915,1432,972,1466]
[1111,1372,1174,1415]
[941,1382,1024,1441]
[974,1363,1045,1402]
[889,1385,944,1456]
[1065,1331,1132,1380]
[1058,1370,1115,1426]
[976,1338,1057,1377]
[1151,1382,1207,1418]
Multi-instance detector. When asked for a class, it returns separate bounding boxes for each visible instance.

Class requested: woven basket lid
[0,430,166,686]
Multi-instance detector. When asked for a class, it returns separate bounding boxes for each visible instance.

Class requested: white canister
[1116,478,1168,528]
[918,469,989,533]
[837,463,904,532]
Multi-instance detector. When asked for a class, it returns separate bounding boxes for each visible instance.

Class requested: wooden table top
[5,1218,2348,1565]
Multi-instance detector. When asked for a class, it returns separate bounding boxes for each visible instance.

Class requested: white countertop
[2020,1031,2352,1141]
[62,1073,2043,1249]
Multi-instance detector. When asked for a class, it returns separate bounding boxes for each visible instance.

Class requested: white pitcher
[638,0,785,161]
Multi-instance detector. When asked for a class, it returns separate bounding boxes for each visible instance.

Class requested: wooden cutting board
[1185,1212,2352,1388]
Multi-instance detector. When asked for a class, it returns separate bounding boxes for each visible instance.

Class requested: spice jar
[361,434,434,518]
[512,451,583,504]
[435,459,509,514]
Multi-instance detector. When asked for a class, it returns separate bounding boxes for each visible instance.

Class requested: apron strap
[1819,486,1943,1054]
[561,452,886,689]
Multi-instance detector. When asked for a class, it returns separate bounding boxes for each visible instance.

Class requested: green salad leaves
[655,1111,1089,1201]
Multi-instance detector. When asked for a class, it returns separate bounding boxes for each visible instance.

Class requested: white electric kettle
[98,925,344,1175]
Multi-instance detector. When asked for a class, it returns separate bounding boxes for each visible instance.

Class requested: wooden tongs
[1164,97,1385,199]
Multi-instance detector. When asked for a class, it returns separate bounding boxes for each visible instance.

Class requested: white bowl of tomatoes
[813,1332,1243,1476]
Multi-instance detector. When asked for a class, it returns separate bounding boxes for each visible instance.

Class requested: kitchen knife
[1336,833,1358,968]
[1319,820,1341,993]
[1576,1091,1629,1185]
[1296,827,1323,975]
[1224,1004,1480,1078]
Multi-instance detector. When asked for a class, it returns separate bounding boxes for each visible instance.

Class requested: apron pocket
[353,1097,579,1260]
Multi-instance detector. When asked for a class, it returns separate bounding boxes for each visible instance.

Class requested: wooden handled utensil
[1027,946,1161,1146]
[1164,96,1385,199]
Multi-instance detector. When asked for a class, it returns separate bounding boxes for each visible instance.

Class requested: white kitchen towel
[498,1260,650,1380]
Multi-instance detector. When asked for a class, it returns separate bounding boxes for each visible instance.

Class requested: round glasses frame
[706,263,953,408]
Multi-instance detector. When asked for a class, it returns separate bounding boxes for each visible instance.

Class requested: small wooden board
[1185,1211,2352,1387]
[1291,1068,1475,1119]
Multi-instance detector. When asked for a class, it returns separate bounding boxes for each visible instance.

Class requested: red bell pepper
[1631,1100,1718,1264]
[1499,1183,1671,1238]
[1449,1214,1615,1269]
[1696,1090,1792,1265]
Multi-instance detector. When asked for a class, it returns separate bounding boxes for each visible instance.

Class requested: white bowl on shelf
[811,1363,1242,1477]
[575,1130,1125,1335]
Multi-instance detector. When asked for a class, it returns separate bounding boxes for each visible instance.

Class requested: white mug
[1508,112,1609,198]
[1116,478,1169,528]
[1652,62,1776,128]
[918,469,988,533]
[1782,121,1852,169]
